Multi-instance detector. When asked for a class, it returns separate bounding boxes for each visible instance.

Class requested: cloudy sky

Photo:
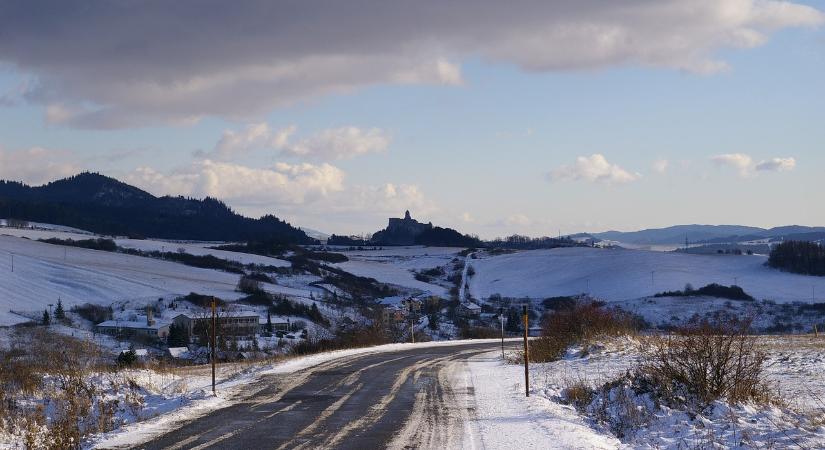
[0,0,823,238]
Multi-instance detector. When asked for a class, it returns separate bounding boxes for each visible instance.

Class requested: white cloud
[711,153,754,176]
[2,0,820,127]
[282,127,391,160]
[549,154,641,184]
[652,159,670,174]
[756,157,796,172]
[127,160,345,206]
[125,160,435,224]
[202,124,389,161]
[0,147,80,185]
[711,153,796,177]
[505,214,532,227]
[206,123,296,160]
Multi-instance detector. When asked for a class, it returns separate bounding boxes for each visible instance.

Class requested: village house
[458,302,482,318]
[95,307,170,340]
[173,312,260,338]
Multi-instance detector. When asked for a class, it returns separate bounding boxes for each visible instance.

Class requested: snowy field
[467,247,825,303]
[0,234,245,325]
[0,226,291,267]
[334,246,462,296]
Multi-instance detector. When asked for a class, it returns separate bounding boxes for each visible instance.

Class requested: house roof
[97,319,170,330]
[173,312,260,320]
[461,302,482,310]
[168,347,189,358]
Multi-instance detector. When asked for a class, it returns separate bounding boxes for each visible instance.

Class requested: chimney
[146,304,155,326]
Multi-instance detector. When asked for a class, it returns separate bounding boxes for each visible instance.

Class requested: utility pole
[10,253,13,273]
[522,305,529,397]
[211,298,217,396]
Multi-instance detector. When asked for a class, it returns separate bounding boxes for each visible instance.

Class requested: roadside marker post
[523,305,529,397]
[499,308,505,359]
[410,303,415,344]
[211,298,217,396]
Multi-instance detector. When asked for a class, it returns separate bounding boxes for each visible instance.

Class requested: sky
[0,0,823,238]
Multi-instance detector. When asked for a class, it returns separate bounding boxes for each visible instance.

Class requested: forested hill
[0,172,315,243]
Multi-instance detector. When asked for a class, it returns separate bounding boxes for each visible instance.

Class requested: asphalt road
[130,341,511,450]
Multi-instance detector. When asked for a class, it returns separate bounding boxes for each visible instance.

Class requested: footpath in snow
[459,351,619,450]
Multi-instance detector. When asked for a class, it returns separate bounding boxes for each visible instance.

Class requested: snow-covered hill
[0,234,246,325]
[467,247,825,303]
[0,226,290,267]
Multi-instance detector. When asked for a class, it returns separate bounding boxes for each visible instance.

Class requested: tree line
[768,240,825,276]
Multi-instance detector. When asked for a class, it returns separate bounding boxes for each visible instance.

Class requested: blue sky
[0,1,823,238]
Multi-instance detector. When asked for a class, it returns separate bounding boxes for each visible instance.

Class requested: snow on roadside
[460,337,825,450]
[460,349,619,449]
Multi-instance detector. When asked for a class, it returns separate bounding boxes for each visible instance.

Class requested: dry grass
[528,301,640,363]
[561,378,594,411]
[0,328,145,449]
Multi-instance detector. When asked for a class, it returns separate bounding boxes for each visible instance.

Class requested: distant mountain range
[0,173,314,243]
[586,224,825,246]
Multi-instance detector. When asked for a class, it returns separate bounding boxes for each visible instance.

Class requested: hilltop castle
[371,210,433,245]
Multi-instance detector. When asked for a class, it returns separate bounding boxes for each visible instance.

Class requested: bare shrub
[530,301,640,362]
[237,275,264,295]
[1,328,119,448]
[641,319,771,405]
[561,379,594,412]
[459,325,499,339]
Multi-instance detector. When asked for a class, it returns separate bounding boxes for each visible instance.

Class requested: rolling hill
[0,172,315,243]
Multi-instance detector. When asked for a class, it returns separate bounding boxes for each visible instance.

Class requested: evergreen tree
[428,312,439,330]
[42,309,50,326]
[167,323,189,347]
[54,298,65,321]
[117,345,137,366]
[505,308,521,333]
[310,303,323,322]
[266,311,273,333]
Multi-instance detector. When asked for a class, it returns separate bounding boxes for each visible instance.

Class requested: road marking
[164,434,201,450]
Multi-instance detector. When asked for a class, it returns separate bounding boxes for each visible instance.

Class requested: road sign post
[523,305,529,397]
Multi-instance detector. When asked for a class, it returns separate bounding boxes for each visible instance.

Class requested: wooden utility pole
[523,305,529,397]
[211,298,217,396]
